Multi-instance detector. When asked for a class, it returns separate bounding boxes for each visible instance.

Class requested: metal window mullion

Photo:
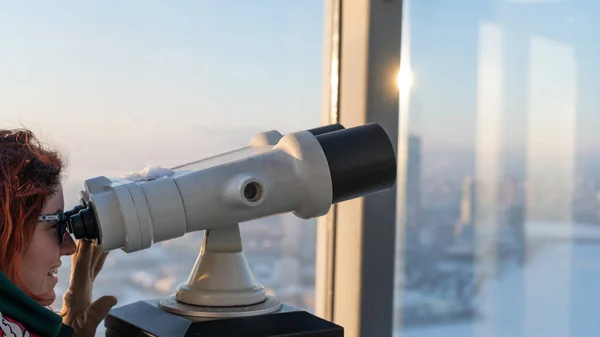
[317,0,403,337]
[315,0,343,322]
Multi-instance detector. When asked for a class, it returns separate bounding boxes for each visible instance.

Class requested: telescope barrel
[315,123,396,203]
[64,123,397,252]
[307,123,345,136]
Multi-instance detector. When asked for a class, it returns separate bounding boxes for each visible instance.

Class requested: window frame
[315,1,403,336]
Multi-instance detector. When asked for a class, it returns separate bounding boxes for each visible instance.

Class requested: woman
[0,129,117,337]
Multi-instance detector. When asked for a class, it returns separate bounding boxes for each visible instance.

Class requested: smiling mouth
[47,268,58,278]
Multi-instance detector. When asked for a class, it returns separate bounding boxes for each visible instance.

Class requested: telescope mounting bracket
[158,224,282,318]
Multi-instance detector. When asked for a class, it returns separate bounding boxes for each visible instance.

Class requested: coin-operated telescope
[64,123,396,337]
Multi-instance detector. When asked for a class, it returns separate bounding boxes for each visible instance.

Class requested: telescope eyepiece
[66,201,101,242]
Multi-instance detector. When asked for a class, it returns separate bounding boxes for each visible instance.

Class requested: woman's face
[20,185,76,306]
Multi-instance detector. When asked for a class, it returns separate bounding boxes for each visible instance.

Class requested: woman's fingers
[74,240,94,274]
[88,242,108,279]
[93,252,109,278]
[91,244,104,271]
[70,240,109,284]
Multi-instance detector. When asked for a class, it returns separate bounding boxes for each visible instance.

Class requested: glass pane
[0,0,323,329]
[395,1,598,336]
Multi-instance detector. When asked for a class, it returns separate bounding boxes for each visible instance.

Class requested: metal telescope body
[66,123,396,337]
[68,123,396,253]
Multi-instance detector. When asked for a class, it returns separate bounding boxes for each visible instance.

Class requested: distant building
[501,176,527,209]
[405,135,422,228]
[460,176,476,227]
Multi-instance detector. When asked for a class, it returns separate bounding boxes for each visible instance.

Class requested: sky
[1,0,599,202]
[0,1,324,202]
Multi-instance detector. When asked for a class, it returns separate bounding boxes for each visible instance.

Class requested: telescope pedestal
[104,299,343,337]
[104,225,343,336]
[167,225,278,312]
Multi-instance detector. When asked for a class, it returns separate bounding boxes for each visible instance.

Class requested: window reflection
[395,0,599,336]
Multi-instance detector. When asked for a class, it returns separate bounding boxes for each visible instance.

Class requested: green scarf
[0,271,73,337]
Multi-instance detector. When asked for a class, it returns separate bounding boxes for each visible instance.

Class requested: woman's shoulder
[0,309,41,337]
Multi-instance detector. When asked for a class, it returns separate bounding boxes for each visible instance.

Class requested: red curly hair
[0,128,65,302]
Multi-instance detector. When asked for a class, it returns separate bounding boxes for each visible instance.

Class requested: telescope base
[158,294,282,318]
[104,299,344,337]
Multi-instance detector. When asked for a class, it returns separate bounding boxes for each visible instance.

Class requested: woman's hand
[60,240,118,337]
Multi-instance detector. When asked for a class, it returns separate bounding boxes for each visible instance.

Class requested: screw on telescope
[243,181,263,203]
